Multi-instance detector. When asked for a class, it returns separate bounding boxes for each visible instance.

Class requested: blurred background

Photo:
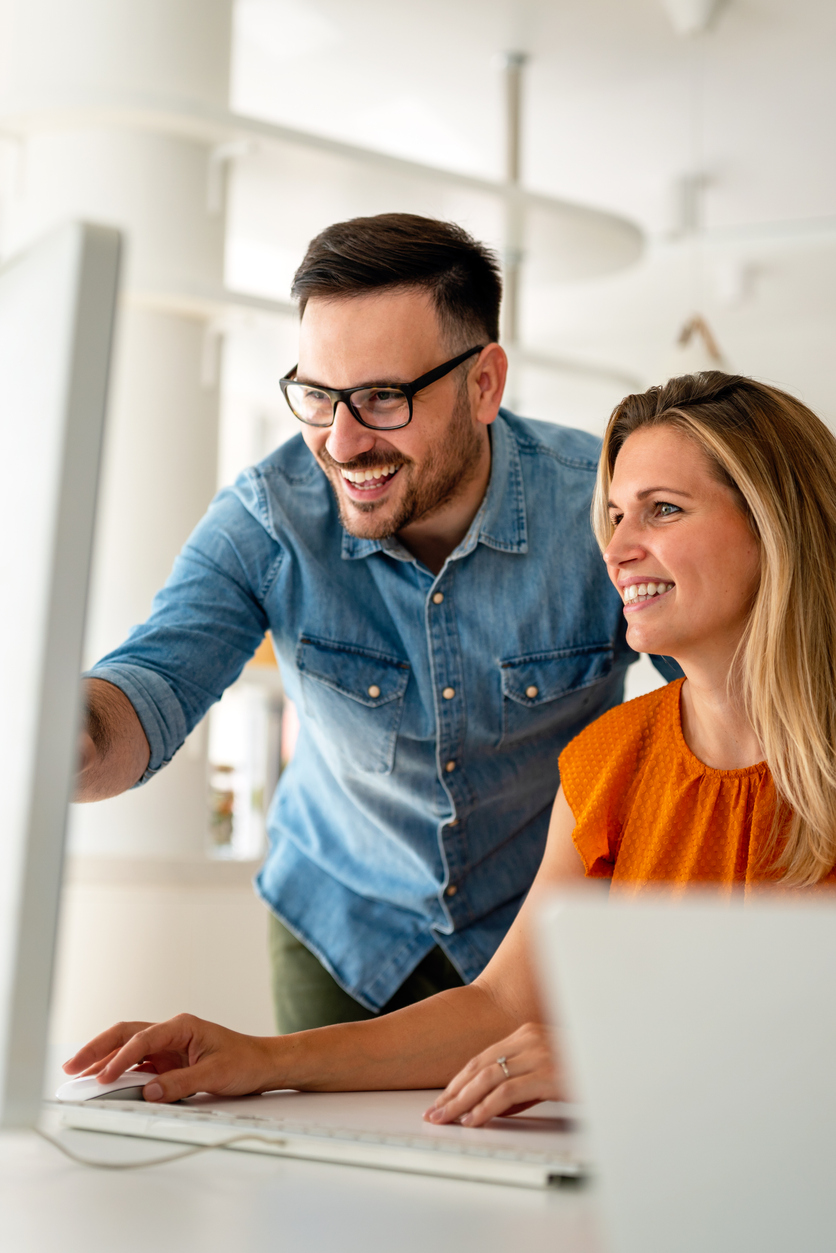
[0,0,832,1062]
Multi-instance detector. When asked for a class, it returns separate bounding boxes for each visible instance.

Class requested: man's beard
[318,388,484,541]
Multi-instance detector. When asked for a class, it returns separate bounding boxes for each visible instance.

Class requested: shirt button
[368,685,381,698]
[526,685,539,699]
[445,760,456,773]
[442,687,455,700]
[432,592,444,604]
[445,884,458,897]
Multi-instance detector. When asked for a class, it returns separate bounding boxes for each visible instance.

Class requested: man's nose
[324,401,376,464]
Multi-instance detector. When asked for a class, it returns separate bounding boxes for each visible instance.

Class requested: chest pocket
[296,635,411,775]
[499,644,614,748]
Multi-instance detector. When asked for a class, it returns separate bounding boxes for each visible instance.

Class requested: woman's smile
[620,579,675,610]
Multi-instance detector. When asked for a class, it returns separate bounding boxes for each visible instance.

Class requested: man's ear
[471,344,508,426]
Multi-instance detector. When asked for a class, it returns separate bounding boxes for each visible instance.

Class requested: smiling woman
[62,370,836,1132]
[593,370,836,886]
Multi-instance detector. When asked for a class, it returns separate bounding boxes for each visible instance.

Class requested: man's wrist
[76,678,151,800]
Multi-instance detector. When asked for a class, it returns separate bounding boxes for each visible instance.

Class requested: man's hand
[62,1014,281,1103]
[75,678,151,801]
[423,1022,563,1128]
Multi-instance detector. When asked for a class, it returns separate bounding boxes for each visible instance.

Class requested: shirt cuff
[83,663,188,784]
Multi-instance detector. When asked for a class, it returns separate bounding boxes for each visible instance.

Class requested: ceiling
[220,0,836,470]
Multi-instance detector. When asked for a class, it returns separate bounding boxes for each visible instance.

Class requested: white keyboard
[46,1088,587,1189]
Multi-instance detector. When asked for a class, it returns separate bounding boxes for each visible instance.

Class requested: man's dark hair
[291,213,502,347]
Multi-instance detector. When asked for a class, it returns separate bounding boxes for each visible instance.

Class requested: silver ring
[496,1055,511,1080]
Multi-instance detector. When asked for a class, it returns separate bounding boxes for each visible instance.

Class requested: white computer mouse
[55,1069,157,1102]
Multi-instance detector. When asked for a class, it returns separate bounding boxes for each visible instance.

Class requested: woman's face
[603,424,761,668]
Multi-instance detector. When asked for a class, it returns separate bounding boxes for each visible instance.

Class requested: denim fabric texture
[88,410,649,1010]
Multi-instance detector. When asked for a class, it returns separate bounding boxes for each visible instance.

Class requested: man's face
[295,289,486,540]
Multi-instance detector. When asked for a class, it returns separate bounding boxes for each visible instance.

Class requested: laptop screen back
[537,894,836,1253]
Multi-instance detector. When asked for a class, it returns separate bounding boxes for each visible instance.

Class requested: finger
[63,1023,151,1075]
[427,1037,517,1113]
[143,1060,213,1104]
[143,1051,247,1103]
[98,1020,191,1082]
[426,1063,503,1124]
[460,1075,551,1128]
[426,1055,483,1113]
[78,1047,122,1078]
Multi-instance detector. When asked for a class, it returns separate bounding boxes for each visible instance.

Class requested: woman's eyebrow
[636,486,694,499]
[607,486,695,509]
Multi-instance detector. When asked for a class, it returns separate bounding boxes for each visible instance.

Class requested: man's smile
[340,462,401,487]
[333,461,404,503]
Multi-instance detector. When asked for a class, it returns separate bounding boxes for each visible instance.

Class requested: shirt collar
[341,410,528,562]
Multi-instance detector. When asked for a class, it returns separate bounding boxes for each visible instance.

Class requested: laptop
[536,893,836,1253]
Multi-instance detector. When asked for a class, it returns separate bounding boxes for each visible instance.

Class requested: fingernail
[144,1083,163,1101]
[460,1114,473,1126]
[427,1106,445,1123]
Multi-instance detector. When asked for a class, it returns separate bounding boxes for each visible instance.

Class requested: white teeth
[341,463,398,485]
[623,581,673,603]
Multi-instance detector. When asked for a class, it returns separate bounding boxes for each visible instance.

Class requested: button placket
[426,577,471,913]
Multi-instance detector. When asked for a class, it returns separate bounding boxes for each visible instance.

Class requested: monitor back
[537,895,836,1253]
[0,221,121,1127]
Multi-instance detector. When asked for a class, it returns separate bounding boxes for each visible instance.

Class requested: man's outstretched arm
[75,677,151,802]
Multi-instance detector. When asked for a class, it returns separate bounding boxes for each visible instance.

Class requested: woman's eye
[656,502,681,518]
[609,513,623,527]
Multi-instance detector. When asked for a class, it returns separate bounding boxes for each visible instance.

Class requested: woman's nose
[324,401,376,464]
[603,518,646,570]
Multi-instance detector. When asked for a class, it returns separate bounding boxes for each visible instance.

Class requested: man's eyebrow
[293,373,410,389]
[607,486,694,508]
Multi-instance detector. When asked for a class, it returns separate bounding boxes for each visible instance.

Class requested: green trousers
[268,913,465,1035]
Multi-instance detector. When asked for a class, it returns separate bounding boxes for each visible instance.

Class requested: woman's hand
[423,1022,562,1128]
[62,1014,280,1103]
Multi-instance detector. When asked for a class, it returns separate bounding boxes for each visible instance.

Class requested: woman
[64,371,836,1127]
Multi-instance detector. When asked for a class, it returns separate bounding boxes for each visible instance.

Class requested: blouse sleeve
[559,693,662,879]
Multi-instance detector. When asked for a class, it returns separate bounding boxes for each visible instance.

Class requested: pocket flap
[501,645,613,706]
[297,635,410,707]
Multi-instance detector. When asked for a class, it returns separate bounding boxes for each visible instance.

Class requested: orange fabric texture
[560,678,836,891]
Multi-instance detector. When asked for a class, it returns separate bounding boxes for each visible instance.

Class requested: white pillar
[0,0,234,859]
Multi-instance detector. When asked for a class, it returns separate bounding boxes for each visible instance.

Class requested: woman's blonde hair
[593,371,836,885]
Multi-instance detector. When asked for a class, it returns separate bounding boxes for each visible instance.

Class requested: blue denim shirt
[89,411,656,1009]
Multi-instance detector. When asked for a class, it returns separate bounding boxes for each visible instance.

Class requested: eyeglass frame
[279,344,485,431]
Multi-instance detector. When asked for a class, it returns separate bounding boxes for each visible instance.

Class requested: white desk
[2,1094,604,1253]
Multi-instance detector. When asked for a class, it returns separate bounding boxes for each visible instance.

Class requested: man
[77,213,672,1033]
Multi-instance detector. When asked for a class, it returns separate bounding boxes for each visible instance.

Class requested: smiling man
[77,214,674,1033]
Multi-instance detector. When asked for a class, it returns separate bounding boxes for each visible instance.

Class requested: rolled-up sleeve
[85,474,283,783]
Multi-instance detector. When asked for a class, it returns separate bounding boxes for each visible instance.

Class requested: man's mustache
[318,449,411,474]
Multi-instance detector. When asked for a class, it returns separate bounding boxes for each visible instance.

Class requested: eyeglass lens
[285,383,410,429]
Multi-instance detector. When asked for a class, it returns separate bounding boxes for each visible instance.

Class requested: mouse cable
[36,1125,288,1170]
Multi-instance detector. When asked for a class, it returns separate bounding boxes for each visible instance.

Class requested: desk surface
[2,1092,604,1253]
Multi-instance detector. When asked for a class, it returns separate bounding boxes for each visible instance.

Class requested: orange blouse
[559,678,836,891]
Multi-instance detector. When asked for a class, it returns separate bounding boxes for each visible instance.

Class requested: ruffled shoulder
[559,679,682,877]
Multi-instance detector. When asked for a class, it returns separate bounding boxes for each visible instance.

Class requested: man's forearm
[75,678,151,801]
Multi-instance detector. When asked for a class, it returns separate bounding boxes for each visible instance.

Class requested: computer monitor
[0,221,121,1128]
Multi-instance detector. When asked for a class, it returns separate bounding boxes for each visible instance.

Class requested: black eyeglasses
[280,345,484,431]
